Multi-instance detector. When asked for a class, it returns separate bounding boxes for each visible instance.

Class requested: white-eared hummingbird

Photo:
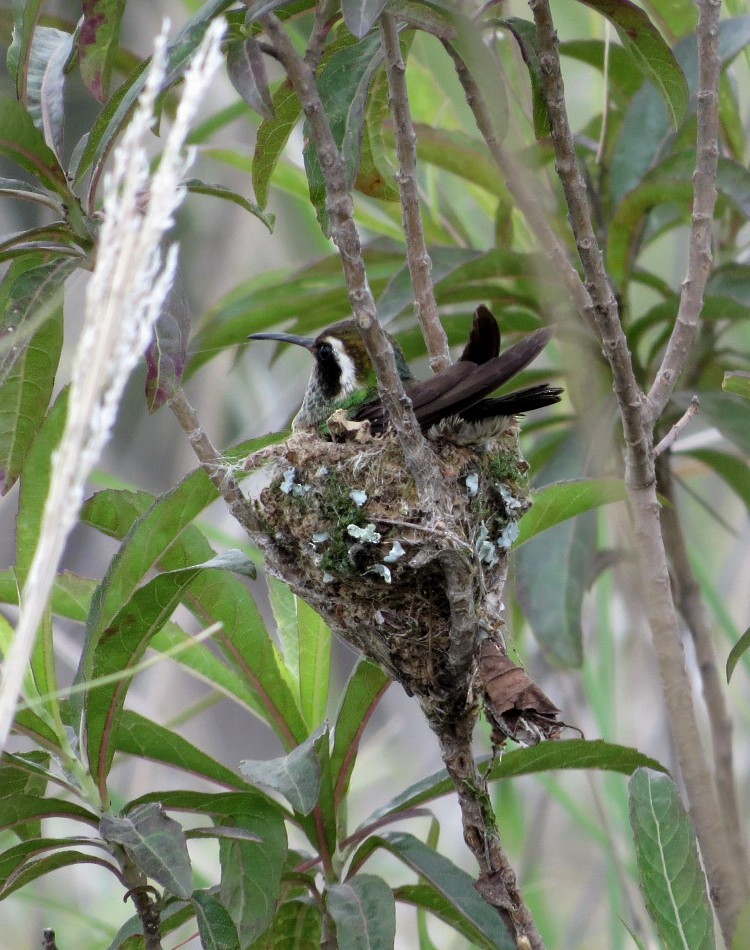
[249,305,561,436]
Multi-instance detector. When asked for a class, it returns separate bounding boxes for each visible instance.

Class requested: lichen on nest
[251,419,531,713]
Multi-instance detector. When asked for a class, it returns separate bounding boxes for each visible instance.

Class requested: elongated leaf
[0,98,70,197]
[684,449,750,512]
[80,466,307,749]
[0,794,99,833]
[607,154,750,285]
[74,0,236,190]
[723,371,750,401]
[303,34,384,233]
[100,802,193,899]
[144,266,190,413]
[83,551,257,786]
[79,0,127,102]
[331,659,390,802]
[239,724,326,815]
[5,0,45,101]
[352,832,514,949]
[342,0,388,39]
[0,849,112,898]
[326,874,395,950]
[0,750,50,840]
[516,478,627,546]
[495,18,550,138]
[297,599,331,729]
[611,17,750,203]
[193,890,241,950]
[575,0,687,127]
[395,883,500,950]
[115,710,250,790]
[252,81,302,209]
[361,739,667,830]
[678,391,750,456]
[0,836,107,892]
[184,178,275,230]
[25,26,74,158]
[251,898,321,948]
[726,627,750,684]
[628,768,714,949]
[0,177,64,213]
[227,36,275,118]
[0,260,70,494]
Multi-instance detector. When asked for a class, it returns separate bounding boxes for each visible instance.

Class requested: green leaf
[723,371,750,401]
[250,898,321,948]
[297,599,331,729]
[0,794,99,833]
[74,0,236,191]
[0,259,70,494]
[193,890,241,950]
[115,710,250,790]
[684,449,750,512]
[80,461,308,749]
[0,98,70,197]
[0,848,111,899]
[361,740,667,830]
[678,391,750,456]
[352,832,513,949]
[5,0,45,101]
[0,750,50,840]
[330,659,390,803]
[303,33,384,233]
[25,26,75,159]
[395,883,500,950]
[0,836,111,896]
[101,802,193,899]
[239,724,326,815]
[79,0,127,102]
[495,19,550,139]
[611,17,750,203]
[326,874,396,950]
[81,550,257,786]
[726,627,750,684]
[628,768,715,950]
[106,901,195,949]
[575,0,687,127]
[227,36,275,119]
[341,0,388,39]
[0,176,64,213]
[252,81,301,209]
[607,154,750,286]
[516,478,627,547]
[144,272,190,414]
[732,901,750,950]
[516,510,594,666]
[184,178,275,231]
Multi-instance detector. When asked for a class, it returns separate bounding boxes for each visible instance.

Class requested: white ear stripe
[328,337,359,395]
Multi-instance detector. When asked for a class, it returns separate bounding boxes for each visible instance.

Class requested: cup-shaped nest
[253,422,531,717]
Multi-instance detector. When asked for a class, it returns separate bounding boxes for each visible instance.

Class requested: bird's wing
[459,304,501,364]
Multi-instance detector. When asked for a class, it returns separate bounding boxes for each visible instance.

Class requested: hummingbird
[249,305,561,437]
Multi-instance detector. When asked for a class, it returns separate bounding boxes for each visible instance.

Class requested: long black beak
[248,331,315,350]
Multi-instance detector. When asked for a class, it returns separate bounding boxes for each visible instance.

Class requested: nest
[250,415,532,725]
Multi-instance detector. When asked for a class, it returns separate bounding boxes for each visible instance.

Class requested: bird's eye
[318,342,334,359]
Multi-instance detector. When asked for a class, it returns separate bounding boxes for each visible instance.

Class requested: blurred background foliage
[0,0,749,948]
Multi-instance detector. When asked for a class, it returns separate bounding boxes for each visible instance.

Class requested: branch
[529,0,746,937]
[657,455,748,883]
[653,396,699,456]
[168,387,262,535]
[528,0,650,488]
[260,13,443,507]
[380,11,450,373]
[647,0,721,421]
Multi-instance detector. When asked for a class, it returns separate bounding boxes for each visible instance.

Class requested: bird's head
[249,319,413,429]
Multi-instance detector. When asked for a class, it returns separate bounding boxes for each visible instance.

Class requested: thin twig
[657,455,748,883]
[653,396,699,456]
[168,388,262,535]
[529,0,745,938]
[646,0,721,421]
[380,11,450,373]
[260,13,443,509]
